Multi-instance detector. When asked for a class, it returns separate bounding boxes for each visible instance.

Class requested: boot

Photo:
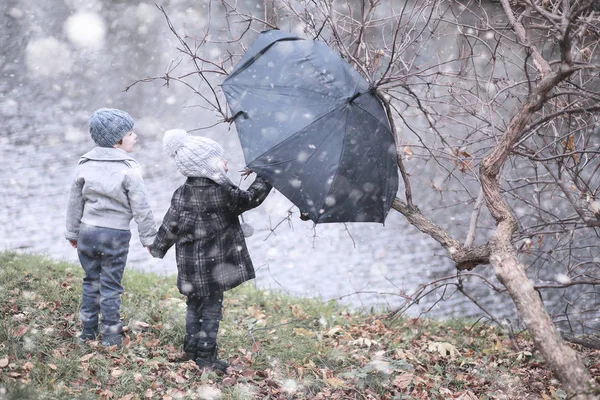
[183,334,199,361]
[79,326,99,343]
[195,344,229,373]
[102,333,123,349]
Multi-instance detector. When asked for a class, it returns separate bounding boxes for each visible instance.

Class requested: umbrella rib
[224,83,344,101]
[247,102,350,166]
[226,36,303,81]
[315,107,350,223]
[352,97,391,131]
[355,109,391,221]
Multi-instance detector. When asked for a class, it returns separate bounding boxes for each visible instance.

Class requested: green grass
[0,251,595,399]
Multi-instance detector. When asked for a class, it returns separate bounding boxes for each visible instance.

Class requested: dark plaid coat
[150,176,272,297]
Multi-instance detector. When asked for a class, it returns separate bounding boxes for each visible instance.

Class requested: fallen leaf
[222,376,237,386]
[131,321,151,331]
[495,339,503,352]
[373,319,386,331]
[456,390,478,400]
[252,341,261,353]
[324,326,343,337]
[145,339,160,348]
[290,304,306,319]
[293,328,314,337]
[427,342,460,358]
[111,368,124,377]
[48,364,57,370]
[12,325,29,338]
[351,338,379,348]
[22,361,34,371]
[80,352,96,362]
[0,358,9,368]
[98,389,114,399]
[324,377,345,388]
[395,349,417,361]
[247,305,267,323]
[393,372,413,390]
[166,370,186,385]
[118,395,134,400]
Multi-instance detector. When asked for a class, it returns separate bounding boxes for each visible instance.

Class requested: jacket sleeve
[124,166,157,247]
[65,169,84,241]
[149,190,181,259]
[228,176,272,215]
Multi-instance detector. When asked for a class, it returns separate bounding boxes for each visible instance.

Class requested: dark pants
[186,292,223,346]
[77,223,131,336]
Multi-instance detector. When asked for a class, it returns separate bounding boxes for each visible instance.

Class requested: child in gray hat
[149,129,272,373]
[65,108,157,349]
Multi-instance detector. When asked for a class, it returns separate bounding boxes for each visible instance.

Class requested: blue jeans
[77,223,131,336]
[186,292,223,346]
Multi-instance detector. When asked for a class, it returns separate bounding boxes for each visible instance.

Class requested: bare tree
[129,0,600,397]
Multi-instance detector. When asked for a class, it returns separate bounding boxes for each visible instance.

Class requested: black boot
[195,344,229,373]
[183,334,199,361]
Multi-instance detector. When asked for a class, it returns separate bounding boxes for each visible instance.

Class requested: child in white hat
[150,129,272,372]
[65,108,157,349]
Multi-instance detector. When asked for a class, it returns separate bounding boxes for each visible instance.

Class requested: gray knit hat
[163,129,234,186]
[89,108,135,147]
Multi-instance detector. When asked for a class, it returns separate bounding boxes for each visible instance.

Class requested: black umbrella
[222,30,398,223]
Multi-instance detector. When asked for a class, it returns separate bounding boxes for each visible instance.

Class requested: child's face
[222,159,229,173]
[114,130,137,153]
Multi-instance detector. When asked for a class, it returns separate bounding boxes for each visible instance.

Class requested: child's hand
[300,212,311,221]
[69,240,78,249]
[240,168,253,179]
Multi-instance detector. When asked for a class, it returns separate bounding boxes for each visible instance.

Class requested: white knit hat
[163,129,234,186]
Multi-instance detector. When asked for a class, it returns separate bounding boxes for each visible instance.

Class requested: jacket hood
[79,147,136,163]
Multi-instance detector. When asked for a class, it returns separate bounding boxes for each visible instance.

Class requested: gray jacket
[65,147,157,246]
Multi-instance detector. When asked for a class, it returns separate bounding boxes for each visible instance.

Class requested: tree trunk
[488,227,594,399]
[479,68,595,398]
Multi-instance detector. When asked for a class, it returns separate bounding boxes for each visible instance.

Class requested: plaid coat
[150,176,272,297]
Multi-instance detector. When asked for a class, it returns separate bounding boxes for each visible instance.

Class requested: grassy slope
[0,251,597,399]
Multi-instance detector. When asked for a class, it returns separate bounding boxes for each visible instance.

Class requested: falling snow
[25,37,72,76]
[64,11,106,49]
[2,0,586,333]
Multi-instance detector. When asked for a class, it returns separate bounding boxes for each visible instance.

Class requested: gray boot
[102,333,123,349]
[195,344,228,373]
[183,334,199,361]
[79,326,99,343]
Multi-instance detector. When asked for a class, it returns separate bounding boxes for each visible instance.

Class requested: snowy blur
[1,0,511,320]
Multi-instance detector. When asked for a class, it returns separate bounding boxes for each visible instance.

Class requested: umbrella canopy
[222,30,398,223]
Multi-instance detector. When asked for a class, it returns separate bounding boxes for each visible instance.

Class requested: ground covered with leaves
[0,251,598,399]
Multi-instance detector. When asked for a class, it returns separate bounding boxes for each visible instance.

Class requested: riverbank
[0,251,597,399]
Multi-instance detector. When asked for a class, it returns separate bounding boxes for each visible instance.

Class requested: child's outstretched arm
[149,188,182,259]
[228,175,272,215]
